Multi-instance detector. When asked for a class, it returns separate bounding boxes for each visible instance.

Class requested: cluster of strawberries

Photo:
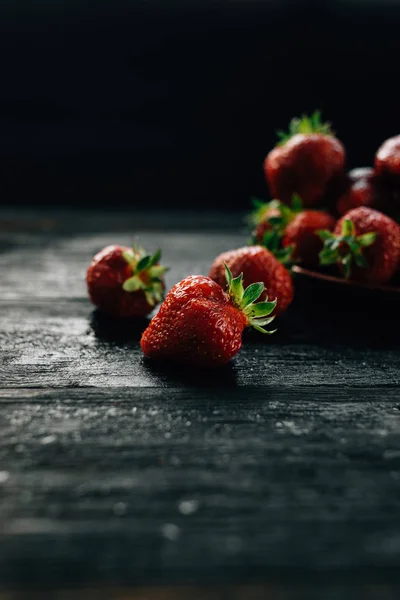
[86,112,400,367]
[86,243,283,367]
[258,111,400,282]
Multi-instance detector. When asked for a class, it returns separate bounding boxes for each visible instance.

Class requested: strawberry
[336,168,390,216]
[249,195,302,263]
[283,210,336,267]
[140,266,276,367]
[375,135,400,180]
[86,245,167,317]
[264,111,345,207]
[209,245,293,316]
[318,207,400,283]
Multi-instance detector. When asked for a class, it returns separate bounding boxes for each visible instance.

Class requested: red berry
[375,135,400,179]
[141,268,276,367]
[209,246,293,316]
[283,210,336,267]
[86,245,166,317]
[319,207,400,283]
[336,168,391,216]
[264,113,345,207]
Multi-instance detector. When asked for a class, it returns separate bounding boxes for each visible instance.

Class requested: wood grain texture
[1,210,400,596]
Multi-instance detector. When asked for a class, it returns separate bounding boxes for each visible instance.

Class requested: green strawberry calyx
[248,194,302,265]
[224,264,277,334]
[122,246,168,306]
[317,219,377,279]
[277,110,333,146]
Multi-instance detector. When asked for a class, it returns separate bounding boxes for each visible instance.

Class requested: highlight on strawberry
[140,265,276,367]
[336,167,388,216]
[375,135,400,180]
[317,207,400,283]
[264,110,345,207]
[86,244,168,317]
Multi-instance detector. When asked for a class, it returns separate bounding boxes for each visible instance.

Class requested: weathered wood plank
[1,386,400,588]
[1,211,400,593]
[1,583,400,600]
[1,302,399,388]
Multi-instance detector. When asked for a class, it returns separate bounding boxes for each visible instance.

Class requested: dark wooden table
[1,210,400,600]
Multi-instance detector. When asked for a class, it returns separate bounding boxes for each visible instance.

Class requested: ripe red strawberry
[283,210,336,267]
[336,168,390,216]
[318,207,400,283]
[209,245,293,316]
[375,135,400,179]
[86,245,167,317]
[140,266,276,367]
[264,111,345,207]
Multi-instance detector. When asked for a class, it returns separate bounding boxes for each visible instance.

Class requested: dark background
[1,0,399,210]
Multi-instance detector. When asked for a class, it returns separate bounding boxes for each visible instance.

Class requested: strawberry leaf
[242,282,265,307]
[267,216,285,227]
[122,276,143,292]
[262,229,280,252]
[250,197,265,209]
[358,232,377,247]
[317,229,334,242]
[249,300,277,317]
[274,246,294,266]
[341,219,356,237]
[318,217,375,278]
[252,324,277,335]
[224,263,233,287]
[319,248,338,266]
[224,265,277,335]
[122,246,166,306]
[230,273,244,303]
[277,111,333,145]
[354,252,368,268]
[291,193,303,212]
[341,254,352,279]
[252,316,276,327]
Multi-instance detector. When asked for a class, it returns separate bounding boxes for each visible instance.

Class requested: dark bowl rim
[292,265,400,295]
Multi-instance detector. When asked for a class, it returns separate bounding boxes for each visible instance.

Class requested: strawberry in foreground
[140,266,276,367]
[209,245,293,316]
[283,210,336,267]
[318,207,400,283]
[86,245,167,317]
[264,111,345,206]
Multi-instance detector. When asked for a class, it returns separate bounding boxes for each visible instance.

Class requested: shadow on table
[89,310,149,343]
[244,276,400,350]
[90,310,239,386]
[142,357,239,388]
[292,274,400,350]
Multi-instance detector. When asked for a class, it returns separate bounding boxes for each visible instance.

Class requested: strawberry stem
[277,110,333,146]
[317,219,377,279]
[224,264,277,334]
[122,246,168,306]
[247,195,302,265]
